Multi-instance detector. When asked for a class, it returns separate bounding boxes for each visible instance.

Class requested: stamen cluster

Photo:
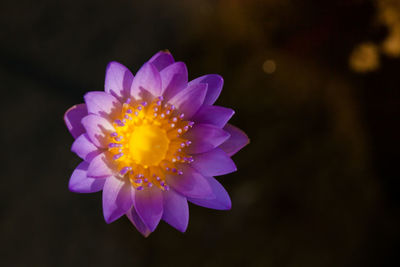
[108,96,194,191]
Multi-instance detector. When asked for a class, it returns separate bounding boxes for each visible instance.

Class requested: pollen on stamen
[120,167,132,175]
[113,153,124,160]
[108,143,122,148]
[115,119,125,127]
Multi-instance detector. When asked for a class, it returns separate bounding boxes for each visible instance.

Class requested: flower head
[64,51,249,236]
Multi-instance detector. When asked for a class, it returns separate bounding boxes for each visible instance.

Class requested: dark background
[1,0,399,266]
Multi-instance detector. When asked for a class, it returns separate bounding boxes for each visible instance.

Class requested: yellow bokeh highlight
[349,43,380,73]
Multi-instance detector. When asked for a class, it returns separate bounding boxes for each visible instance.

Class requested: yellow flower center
[129,124,169,166]
[107,96,194,191]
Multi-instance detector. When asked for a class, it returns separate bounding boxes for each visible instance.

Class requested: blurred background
[1,0,399,266]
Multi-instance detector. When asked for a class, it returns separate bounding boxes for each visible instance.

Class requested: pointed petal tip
[219,124,250,156]
[188,176,232,210]
[64,104,88,138]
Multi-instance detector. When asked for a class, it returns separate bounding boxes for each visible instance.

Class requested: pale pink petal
[68,161,106,193]
[167,83,207,119]
[103,176,134,223]
[160,62,188,100]
[126,207,152,237]
[71,133,101,162]
[192,105,234,128]
[219,124,250,156]
[134,186,163,231]
[191,148,237,177]
[188,176,231,210]
[87,152,114,178]
[166,164,213,199]
[187,74,223,105]
[131,62,162,100]
[84,91,122,120]
[104,61,134,101]
[184,124,230,154]
[81,114,115,148]
[148,51,175,71]
[64,104,88,138]
[162,189,189,232]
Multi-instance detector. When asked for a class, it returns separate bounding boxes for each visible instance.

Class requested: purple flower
[64,51,249,237]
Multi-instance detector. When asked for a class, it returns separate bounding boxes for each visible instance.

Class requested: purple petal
[192,105,234,128]
[134,186,163,232]
[184,123,230,154]
[167,83,207,119]
[131,62,162,100]
[188,176,231,210]
[126,206,152,237]
[104,61,134,101]
[68,161,106,193]
[81,114,115,148]
[84,91,122,119]
[219,124,249,156]
[87,152,114,178]
[71,134,101,162]
[162,189,189,232]
[188,74,223,105]
[160,62,188,100]
[191,148,237,176]
[148,50,175,71]
[102,176,134,223]
[166,164,213,199]
[64,104,88,138]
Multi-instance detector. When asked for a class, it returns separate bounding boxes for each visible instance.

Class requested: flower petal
[160,62,188,100]
[102,176,134,223]
[84,91,122,119]
[71,133,101,162]
[162,189,189,233]
[68,161,106,193]
[188,176,231,210]
[192,105,234,128]
[191,148,237,176]
[188,74,223,105]
[64,104,88,138]
[81,114,115,148]
[104,61,134,101]
[131,62,162,100]
[134,186,163,232]
[148,50,175,71]
[167,83,207,119]
[126,206,152,237]
[166,164,213,199]
[87,152,114,178]
[184,123,230,154]
[219,124,250,156]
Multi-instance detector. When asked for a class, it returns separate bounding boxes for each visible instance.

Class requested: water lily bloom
[64,51,249,237]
